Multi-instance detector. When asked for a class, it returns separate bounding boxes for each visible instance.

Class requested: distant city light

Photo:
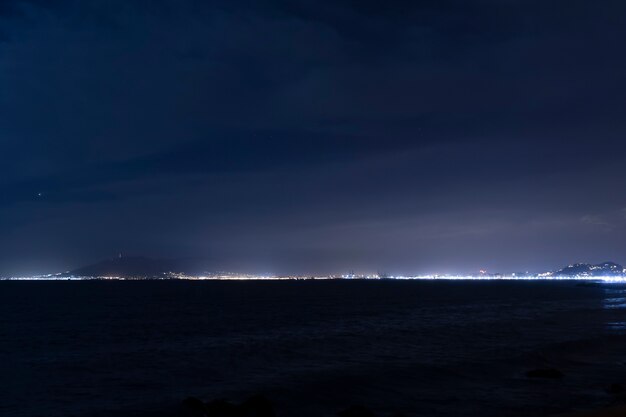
[4,273,626,282]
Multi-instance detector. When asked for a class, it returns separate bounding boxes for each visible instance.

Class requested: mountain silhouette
[554,261,624,277]
[65,256,178,278]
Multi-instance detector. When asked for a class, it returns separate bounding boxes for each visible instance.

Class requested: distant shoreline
[2,276,626,282]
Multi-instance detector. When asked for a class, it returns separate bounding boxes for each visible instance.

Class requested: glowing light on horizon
[4,274,626,282]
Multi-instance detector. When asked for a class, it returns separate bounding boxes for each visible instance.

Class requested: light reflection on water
[606,321,626,331]
[603,287,626,332]
[603,297,626,309]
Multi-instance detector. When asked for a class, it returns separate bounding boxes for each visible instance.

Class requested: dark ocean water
[1,280,626,417]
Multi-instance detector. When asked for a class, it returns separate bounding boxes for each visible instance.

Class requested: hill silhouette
[65,256,179,278]
[554,261,624,277]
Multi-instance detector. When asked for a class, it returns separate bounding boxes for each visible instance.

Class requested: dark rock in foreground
[240,395,275,417]
[177,395,275,417]
[606,383,625,395]
[205,399,240,416]
[526,368,564,379]
[338,405,378,417]
[179,397,208,417]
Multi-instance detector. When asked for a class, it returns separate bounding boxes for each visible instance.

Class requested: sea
[1,280,626,417]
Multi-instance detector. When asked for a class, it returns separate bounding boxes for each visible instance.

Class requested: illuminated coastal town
[3,259,626,282]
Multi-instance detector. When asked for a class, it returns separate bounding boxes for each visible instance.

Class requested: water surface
[1,280,625,416]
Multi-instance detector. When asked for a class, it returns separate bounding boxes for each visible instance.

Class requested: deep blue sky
[1,0,626,276]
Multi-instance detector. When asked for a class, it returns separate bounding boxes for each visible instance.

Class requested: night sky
[1,0,626,276]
